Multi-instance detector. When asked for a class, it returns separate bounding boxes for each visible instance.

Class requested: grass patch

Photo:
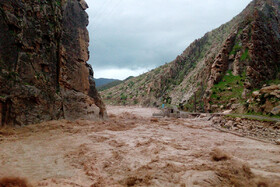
[230,43,242,56]
[240,48,250,61]
[128,81,134,88]
[56,0,61,6]
[120,93,127,101]
[211,71,245,104]
[266,79,280,85]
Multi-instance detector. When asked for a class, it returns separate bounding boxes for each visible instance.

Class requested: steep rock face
[0,0,105,126]
[204,0,280,112]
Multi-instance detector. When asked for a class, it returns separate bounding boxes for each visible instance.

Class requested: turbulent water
[0,106,280,186]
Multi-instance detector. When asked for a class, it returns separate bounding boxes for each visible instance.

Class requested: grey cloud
[86,0,252,72]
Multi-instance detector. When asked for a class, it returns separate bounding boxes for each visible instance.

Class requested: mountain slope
[101,0,280,114]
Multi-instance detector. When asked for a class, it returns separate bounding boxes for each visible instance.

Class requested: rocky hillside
[0,0,105,126]
[102,0,280,115]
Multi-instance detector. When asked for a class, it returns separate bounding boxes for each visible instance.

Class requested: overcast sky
[86,0,252,80]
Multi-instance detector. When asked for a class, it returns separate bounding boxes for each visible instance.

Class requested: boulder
[231,104,241,110]
[260,85,279,94]
[270,90,280,98]
[222,110,232,114]
[262,101,274,114]
[230,98,237,103]
[211,105,219,110]
[271,105,280,116]
[235,117,242,122]
[252,91,260,98]
[224,120,234,129]
[200,114,207,118]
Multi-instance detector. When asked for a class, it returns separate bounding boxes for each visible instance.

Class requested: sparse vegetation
[128,81,134,88]
[55,0,61,6]
[230,43,242,56]
[211,71,245,104]
[240,48,250,61]
[266,79,280,85]
[120,93,127,101]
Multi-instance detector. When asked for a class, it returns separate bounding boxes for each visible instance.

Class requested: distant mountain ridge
[96,76,134,91]
[94,78,120,88]
[101,0,280,115]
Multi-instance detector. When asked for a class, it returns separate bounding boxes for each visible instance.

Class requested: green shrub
[128,81,134,88]
[120,93,127,100]
[230,43,242,55]
[240,48,249,61]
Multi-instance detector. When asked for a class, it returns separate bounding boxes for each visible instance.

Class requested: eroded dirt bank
[0,106,280,186]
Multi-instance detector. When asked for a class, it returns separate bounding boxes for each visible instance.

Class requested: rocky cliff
[101,0,280,115]
[0,0,106,126]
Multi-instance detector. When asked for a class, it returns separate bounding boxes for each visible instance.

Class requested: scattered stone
[231,104,240,110]
[200,114,207,118]
[222,110,232,114]
[212,105,218,109]
[212,116,280,143]
[244,82,251,89]
[275,139,280,145]
[235,117,242,122]
[224,121,234,129]
[230,98,237,103]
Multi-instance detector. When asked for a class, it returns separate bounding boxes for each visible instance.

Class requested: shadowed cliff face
[0,0,106,126]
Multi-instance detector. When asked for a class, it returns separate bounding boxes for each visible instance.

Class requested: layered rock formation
[0,0,105,126]
[101,0,279,115]
[204,0,280,111]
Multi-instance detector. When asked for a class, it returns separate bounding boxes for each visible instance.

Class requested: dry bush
[0,177,32,187]
[210,148,231,161]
